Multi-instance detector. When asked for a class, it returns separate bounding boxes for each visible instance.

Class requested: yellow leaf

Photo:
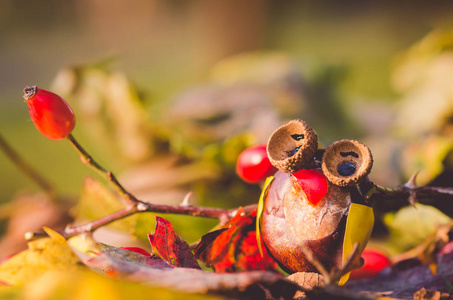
[256,176,274,257]
[339,204,374,285]
[0,269,222,300]
[0,227,85,285]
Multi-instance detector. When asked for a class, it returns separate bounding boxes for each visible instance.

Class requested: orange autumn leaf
[194,208,278,273]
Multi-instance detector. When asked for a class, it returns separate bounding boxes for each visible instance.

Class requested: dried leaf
[0,227,85,285]
[413,287,452,300]
[194,209,278,273]
[0,268,220,300]
[345,243,453,298]
[89,243,174,275]
[0,193,72,261]
[148,217,201,269]
[87,242,298,298]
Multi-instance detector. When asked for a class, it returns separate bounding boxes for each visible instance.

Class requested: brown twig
[0,132,56,199]
[24,203,258,240]
[23,133,259,240]
[27,135,453,242]
[374,171,453,203]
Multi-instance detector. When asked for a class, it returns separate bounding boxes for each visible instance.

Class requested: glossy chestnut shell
[261,170,351,273]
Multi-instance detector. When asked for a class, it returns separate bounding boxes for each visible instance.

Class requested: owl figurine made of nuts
[257,119,375,285]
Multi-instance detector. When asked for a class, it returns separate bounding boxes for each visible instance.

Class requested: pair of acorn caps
[266,119,373,186]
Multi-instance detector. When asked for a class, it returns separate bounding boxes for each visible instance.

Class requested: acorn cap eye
[266,119,318,173]
[321,139,373,187]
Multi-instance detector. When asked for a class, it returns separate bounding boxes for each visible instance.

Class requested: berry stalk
[66,133,140,206]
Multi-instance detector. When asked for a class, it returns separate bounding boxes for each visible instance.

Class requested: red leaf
[194,208,278,273]
[88,243,174,278]
[148,216,201,269]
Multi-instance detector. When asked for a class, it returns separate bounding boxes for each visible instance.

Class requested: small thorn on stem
[181,192,193,206]
[408,193,417,207]
[81,156,91,164]
[405,171,419,188]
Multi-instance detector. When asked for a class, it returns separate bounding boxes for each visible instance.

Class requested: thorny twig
[374,171,453,203]
[25,137,453,242]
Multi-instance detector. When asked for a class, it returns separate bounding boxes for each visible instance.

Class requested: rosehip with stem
[236,144,275,183]
[23,86,75,140]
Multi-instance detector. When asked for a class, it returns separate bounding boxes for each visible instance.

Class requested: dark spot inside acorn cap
[337,161,356,176]
[267,119,318,173]
[321,139,373,186]
[291,134,305,141]
[340,151,359,158]
[288,145,301,157]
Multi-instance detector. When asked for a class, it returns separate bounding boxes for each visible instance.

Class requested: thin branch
[0,132,56,199]
[26,201,258,240]
[374,184,453,201]
[67,134,139,205]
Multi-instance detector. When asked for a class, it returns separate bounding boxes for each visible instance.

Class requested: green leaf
[383,204,451,252]
[400,136,453,185]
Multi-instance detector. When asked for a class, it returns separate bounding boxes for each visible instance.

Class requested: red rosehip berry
[120,247,152,256]
[292,169,329,206]
[236,144,275,183]
[349,249,391,280]
[23,86,75,140]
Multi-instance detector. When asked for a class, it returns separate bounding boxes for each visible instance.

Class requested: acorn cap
[266,119,318,173]
[321,139,373,187]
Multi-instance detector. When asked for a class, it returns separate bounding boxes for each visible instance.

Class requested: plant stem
[55,203,257,239]
[374,184,453,200]
[21,133,260,239]
[0,132,55,199]
[28,133,449,241]
[67,134,139,205]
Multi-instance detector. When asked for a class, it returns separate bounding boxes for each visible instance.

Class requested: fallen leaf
[148,217,201,269]
[0,268,220,300]
[90,243,174,273]
[86,242,299,298]
[345,245,453,298]
[413,287,451,300]
[0,227,85,285]
[194,209,278,273]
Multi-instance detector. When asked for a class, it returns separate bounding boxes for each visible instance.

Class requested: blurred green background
[2,0,453,250]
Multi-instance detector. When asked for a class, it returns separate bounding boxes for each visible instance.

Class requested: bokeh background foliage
[1,1,453,296]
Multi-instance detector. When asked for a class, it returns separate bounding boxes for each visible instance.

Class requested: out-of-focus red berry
[236,144,275,183]
[23,86,75,140]
[120,246,152,257]
[292,169,328,206]
[349,249,391,280]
